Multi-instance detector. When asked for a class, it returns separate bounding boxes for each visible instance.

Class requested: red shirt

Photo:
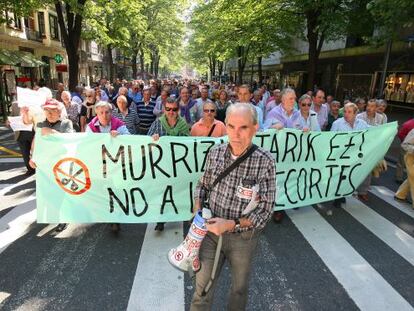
[398,119,414,141]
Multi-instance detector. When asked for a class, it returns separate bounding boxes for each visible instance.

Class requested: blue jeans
[190,230,260,311]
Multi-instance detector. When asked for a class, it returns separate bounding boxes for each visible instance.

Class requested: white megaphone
[168,209,211,272]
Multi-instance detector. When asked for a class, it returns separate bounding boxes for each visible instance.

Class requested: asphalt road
[0,127,413,311]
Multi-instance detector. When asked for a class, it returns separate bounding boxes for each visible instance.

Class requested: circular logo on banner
[53,158,91,195]
[174,251,184,262]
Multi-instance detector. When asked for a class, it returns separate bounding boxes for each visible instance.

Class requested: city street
[0,125,413,311]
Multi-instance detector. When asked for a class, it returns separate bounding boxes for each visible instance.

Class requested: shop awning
[0,49,47,67]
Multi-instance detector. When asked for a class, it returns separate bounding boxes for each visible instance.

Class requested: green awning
[0,49,47,67]
[0,49,20,66]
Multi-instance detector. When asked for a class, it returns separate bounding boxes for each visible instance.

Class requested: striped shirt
[112,108,140,134]
[134,101,156,134]
[194,143,276,231]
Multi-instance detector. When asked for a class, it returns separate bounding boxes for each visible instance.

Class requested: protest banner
[17,86,46,108]
[34,122,397,223]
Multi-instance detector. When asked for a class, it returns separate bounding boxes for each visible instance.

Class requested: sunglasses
[301,103,312,107]
[203,109,216,113]
[165,107,178,112]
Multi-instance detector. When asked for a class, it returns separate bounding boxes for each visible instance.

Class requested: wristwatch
[234,219,241,231]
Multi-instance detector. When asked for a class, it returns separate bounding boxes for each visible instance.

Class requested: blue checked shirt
[194,143,276,232]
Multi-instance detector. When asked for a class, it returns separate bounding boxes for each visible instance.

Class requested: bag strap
[207,124,217,137]
[210,144,258,189]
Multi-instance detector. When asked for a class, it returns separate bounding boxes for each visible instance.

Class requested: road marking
[0,146,21,157]
[127,222,184,311]
[0,131,14,140]
[370,186,414,219]
[0,292,11,304]
[344,196,414,266]
[0,184,13,191]
[0,158,24,163]
[287,207,413,311]
[0,174,35,196]
[0,197,36,254]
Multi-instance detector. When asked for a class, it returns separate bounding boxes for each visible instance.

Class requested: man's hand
[302,127,310,132]
[272,123,284,130]
[110,130,119,137]
[152,134,160,141]
[41,128,56,136]
[206,217,235,236]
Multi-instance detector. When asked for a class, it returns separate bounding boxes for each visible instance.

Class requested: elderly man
[177,87,197,125]
[264,88,300,130]
[237,85,263,130]
[311,89,329,130]
[112,95,140,134]
[112,86,133,107]
[55,83,65,102]
[331,102,370,203]
[134,88,156,134]
[192,86,214,122]
[264,88,300,222]
[264,89,281,118]
[191,103,276,311]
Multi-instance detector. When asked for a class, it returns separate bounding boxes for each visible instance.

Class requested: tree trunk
[257,56,263,85]
[55,0,86,91]
[107,45,114,82]
[155,55,160,78]
[132,50,138,79]
[217,61,223,80]
[306,10,324,91]
[139,48,144,78]
[237,46,249,85]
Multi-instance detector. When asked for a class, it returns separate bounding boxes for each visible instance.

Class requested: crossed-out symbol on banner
[53,158,91,195]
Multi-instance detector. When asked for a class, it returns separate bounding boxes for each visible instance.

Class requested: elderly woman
[61,90,81,132]
[28,98,74,232]
[112,95,140,134]
[86,101,129,234]
[80,89,97,132]
[191,102,227,137]
[331,102,370,203]
[297,94,320,132]
[86,101,129,136]
[148,97,189,231]
[215,90,232,123]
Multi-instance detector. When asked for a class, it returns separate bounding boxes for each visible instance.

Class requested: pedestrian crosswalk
[0,166,413,311]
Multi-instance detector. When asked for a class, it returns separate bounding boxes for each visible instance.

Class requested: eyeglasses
[301,103,312,107]
[165,107,178,112]
[203,109,216,113]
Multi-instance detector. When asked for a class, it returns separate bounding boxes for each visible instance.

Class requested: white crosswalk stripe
[0,171,413,311]
[286,207,413,311]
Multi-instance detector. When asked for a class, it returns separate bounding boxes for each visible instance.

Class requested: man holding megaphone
[188,103,277,311]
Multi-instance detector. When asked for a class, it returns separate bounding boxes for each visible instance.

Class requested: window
[5,11,22,30]
[38,12,45,37]
[49,14,59,40]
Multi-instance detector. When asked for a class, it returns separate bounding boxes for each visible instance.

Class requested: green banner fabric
[34,122,397,223]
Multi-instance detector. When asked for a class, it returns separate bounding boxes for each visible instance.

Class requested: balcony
[25,27,43,42]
